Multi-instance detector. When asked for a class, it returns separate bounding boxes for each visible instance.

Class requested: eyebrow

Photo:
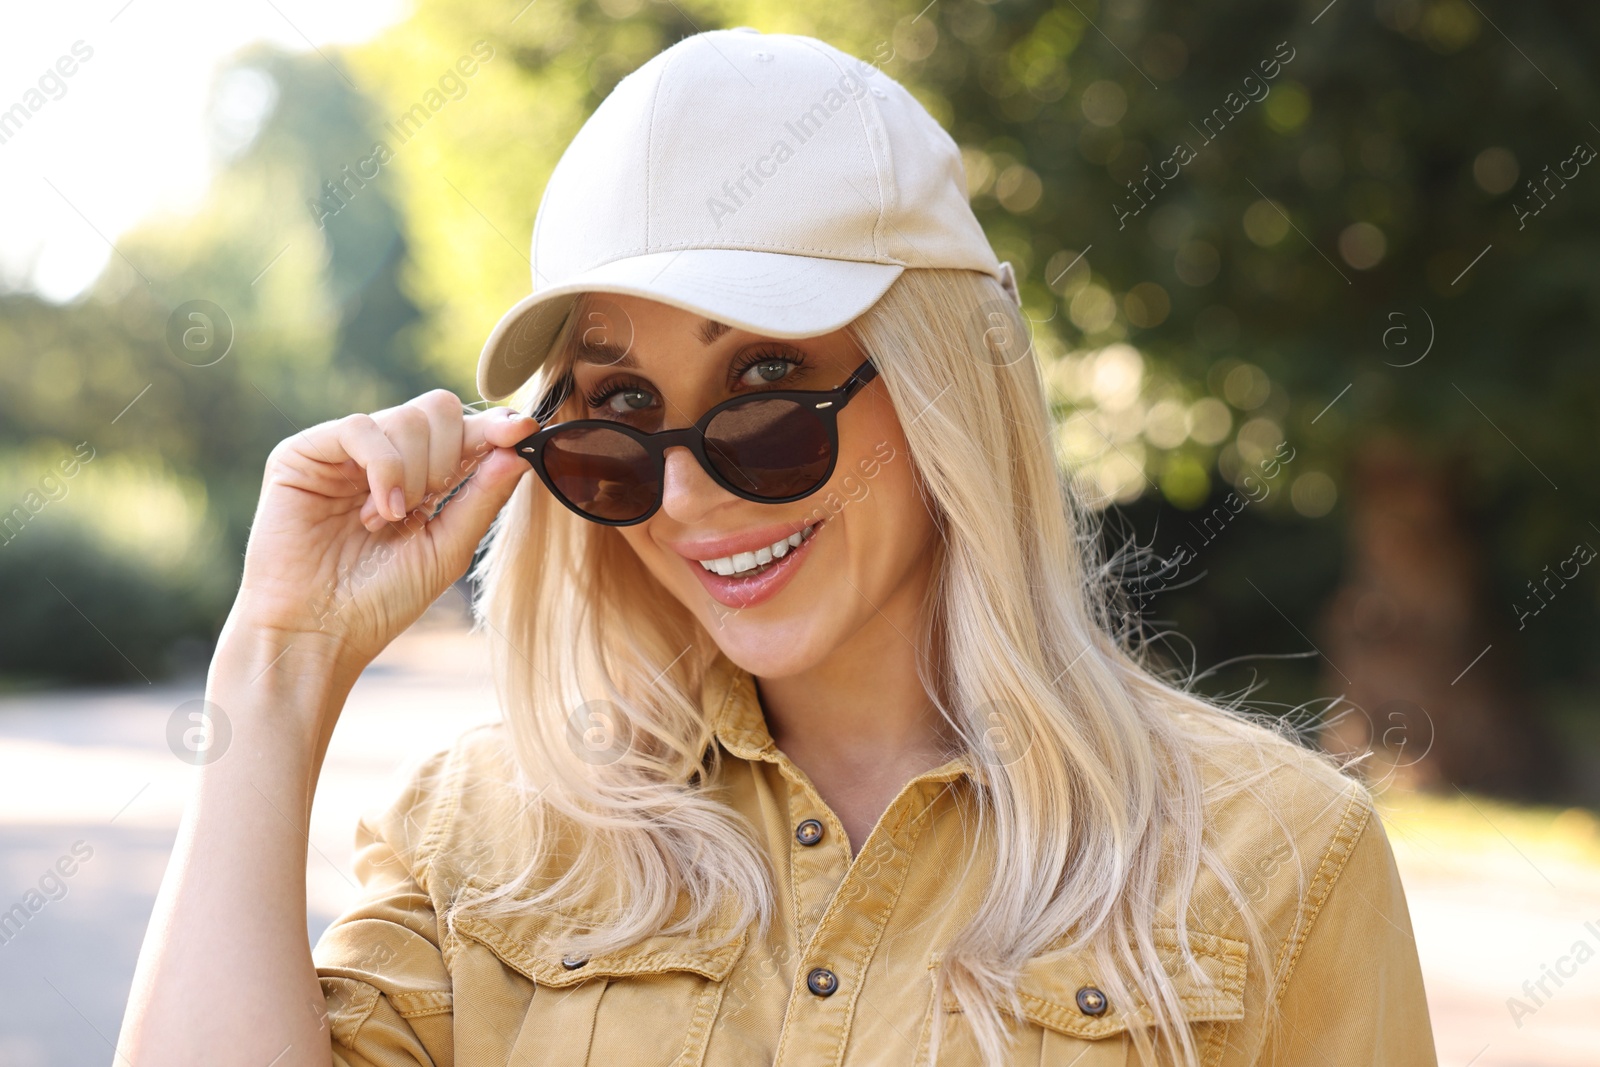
[697,319,732,346]
[572,316,733,369]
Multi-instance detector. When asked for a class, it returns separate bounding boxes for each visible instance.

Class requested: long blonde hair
[458,267,1331,1066]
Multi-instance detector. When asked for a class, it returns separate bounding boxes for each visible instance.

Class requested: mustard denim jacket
[312,652,1438,1066]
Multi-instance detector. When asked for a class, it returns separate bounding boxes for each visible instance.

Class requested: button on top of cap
[729,26,760,33]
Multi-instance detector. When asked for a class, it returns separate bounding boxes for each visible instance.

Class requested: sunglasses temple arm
[842,359,879,397]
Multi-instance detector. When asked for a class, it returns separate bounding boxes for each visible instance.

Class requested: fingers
[360,390,466,523]
[351,394,538,530]
[279,391,539,531]
[418,390,466,500]
[468,402,539,455]
[383,405,431,519]
[331,414,407,521]
[424,445,533,578]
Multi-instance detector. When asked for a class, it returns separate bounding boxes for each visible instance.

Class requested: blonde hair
[456,268,1334,1066]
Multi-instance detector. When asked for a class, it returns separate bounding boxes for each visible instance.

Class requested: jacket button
[1075,986,1108,1016]
[561,955,589,970]
[795,819,825,846]
[806,967,839,997]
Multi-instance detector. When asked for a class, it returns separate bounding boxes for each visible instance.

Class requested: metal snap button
[1075,985,1108,1016]
[561,955,589,970]
[795,818,825,846]
[806,967,839,997]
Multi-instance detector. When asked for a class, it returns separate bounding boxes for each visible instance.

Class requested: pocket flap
[933,928,1247,1040]
[451,911,748,989]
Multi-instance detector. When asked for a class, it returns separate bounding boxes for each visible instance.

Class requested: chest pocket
[450,910,746,1067]
[932,929,1247,1067]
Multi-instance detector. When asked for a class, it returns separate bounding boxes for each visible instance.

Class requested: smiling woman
[117,26,1437,1067]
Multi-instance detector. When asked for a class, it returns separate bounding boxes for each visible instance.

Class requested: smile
[681,517,827,610]
[697,522,818,578]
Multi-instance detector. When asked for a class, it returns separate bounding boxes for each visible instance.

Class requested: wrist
[214,599,367,682]
[205,623,361,753]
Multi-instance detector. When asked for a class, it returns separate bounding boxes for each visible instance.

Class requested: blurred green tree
[0,43,441,684]
[913,0,1600,796]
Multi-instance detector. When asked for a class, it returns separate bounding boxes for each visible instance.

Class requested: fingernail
[389,487,406,520]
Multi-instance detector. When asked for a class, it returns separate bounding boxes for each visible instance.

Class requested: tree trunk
[1316,432,1548,796]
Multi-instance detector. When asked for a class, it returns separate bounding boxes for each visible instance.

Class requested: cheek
[617,526,676,587]
[859,446,932,554]
[831,404,934,565]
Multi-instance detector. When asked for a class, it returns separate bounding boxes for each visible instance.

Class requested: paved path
[0,616,500,1067]
[0,622,1594,1065]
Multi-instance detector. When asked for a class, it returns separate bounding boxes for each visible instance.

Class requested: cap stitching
[642,37,685,251]
[793,37,889,258]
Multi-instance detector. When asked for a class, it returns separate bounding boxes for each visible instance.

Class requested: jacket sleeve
[1262,793,1438,1066]
[312,746,458,1067]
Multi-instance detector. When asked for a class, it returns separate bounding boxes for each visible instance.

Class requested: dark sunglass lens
[705,398,831,499]
[543,426,659,522]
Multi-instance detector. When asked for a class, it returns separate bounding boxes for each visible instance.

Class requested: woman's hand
[230,388,536,674]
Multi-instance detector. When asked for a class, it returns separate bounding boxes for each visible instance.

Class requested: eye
[607,388,654,414]
[583,379,656,415]
[731,348,809,389]
[740,358,792,385]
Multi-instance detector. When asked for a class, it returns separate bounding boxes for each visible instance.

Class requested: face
[559,293,940,679]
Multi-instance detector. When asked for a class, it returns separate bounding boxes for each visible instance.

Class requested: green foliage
[0,524,216,686]
[0,45,440,681]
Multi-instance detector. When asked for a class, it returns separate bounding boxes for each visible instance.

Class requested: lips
[682,517,826,610]
[667,518,819,565]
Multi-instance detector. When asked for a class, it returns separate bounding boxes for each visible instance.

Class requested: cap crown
[528,28,1002,289]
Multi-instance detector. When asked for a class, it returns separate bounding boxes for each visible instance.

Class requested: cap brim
[476,249,905,401]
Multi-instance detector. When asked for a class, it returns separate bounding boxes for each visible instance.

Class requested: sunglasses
[513,357,879,526]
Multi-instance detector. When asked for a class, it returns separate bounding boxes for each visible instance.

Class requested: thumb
[424,445,531,578]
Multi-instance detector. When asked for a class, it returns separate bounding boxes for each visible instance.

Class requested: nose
[658,445,731,524]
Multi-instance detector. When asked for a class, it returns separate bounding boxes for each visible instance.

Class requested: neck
[754,561,957,781]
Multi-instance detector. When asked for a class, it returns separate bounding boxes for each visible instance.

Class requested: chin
[644,512,853,678]
[706,619,839,680]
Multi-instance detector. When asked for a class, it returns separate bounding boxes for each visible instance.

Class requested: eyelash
[581,347,810,412]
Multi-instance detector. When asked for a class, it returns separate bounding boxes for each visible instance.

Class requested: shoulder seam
[1266,781,1374,1012]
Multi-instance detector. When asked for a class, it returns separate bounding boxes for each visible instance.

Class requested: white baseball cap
[475,26,1020,402]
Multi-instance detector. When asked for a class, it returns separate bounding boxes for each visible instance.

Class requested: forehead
[568,294,732,372]
[554,292,864,390]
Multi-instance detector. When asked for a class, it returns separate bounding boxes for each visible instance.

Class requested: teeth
[699,523,815,577]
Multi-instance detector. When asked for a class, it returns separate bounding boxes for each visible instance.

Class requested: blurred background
[1,0,1597,1063]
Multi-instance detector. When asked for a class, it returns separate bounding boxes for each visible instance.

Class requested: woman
[119,28,1436,1067]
